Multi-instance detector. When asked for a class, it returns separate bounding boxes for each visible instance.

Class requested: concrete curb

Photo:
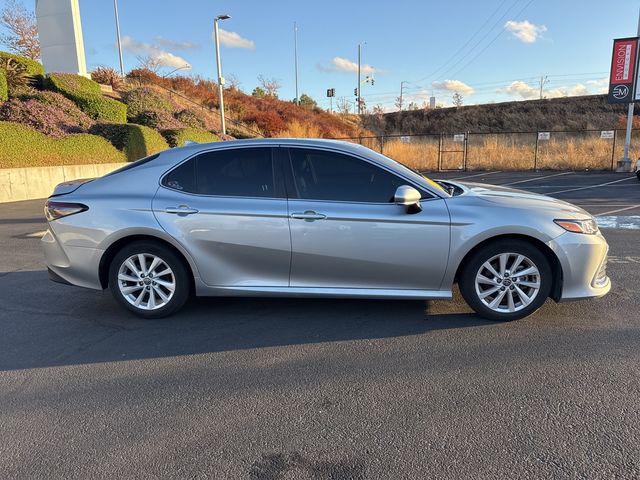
[0,163,125,203]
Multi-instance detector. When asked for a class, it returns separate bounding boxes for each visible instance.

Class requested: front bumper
[547,231,611,301]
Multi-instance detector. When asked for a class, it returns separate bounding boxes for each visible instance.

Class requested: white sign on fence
[600,130,615,139]
[400,135,411,143]
[538,132,551,141]
[453,134,465,142]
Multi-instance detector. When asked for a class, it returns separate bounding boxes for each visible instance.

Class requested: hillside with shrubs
[0,52,365,169]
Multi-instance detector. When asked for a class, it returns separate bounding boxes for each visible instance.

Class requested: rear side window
[162,147,276,197]
[288,148,407,203]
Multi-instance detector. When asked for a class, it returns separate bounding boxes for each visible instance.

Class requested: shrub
[24,91,94,130]
[173,108,205,129]
[91,66,123,89]
[162,128,219,147]
[45,72,127,123]
[89,122,169,161]
[0,98,91,137]
[0,121,125,168]
[131,108,183,130]
[0,69,6,102]
[0,52,44,76]
[243,109,287,136]
[122,86,172,120]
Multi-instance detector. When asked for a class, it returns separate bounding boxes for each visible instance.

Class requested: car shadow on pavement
[0,270,495,371]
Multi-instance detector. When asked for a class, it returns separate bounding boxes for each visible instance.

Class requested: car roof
[173,138,368,155]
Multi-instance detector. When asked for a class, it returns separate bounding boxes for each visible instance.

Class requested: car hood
[443,180,591,218]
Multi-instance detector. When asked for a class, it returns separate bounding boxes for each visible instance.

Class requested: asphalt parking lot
[1,171,639,479]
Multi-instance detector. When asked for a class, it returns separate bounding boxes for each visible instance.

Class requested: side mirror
[394,185,422,213]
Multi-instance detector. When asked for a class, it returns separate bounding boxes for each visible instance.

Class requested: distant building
[429,96,436,109]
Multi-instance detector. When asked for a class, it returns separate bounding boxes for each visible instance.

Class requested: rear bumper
[547,231,611,301]
[42,228,104,290]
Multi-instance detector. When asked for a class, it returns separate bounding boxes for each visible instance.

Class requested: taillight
[44,201,88,221]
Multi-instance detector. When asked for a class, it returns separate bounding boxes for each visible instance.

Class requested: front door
[152,146,291,287]
[284,147,450,291]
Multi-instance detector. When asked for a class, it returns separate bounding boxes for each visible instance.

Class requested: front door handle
[165,205,199,215]
[290,211,327,221]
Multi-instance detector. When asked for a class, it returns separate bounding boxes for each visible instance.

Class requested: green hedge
[162,127,219,147]
[0,52,44,76]
[0,69,7,102]
[0,121,125,168]
[89,122,169,161]
[45,73,127,123]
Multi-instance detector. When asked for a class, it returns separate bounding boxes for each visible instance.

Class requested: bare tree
[452,92,464,107]
[336,97,352,115]
[394,96,403,111]
[136,55,162,73]
[225,73,241,91]
[0,0,40,60]
[257,74,281,97]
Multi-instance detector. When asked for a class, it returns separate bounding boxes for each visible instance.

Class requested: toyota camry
[42,139,610,321]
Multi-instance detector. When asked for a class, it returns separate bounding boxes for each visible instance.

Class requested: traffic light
[326,88,335,97]
[371,78,375,86]
[354,88,358,96]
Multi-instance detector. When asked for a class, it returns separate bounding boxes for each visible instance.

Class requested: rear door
[152,146,291,287]
[284,147,451,291]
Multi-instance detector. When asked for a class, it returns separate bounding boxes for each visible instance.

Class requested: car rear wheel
[459,240,552,321]
[108,241,190,318]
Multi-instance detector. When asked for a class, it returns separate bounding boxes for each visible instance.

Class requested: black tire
[458,239,552,321]
[636,170,640,181]
[108,241,190,318]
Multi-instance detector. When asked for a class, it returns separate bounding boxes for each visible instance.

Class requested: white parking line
[595,204,640,216]
[502,171,574,186]
[547,176,636,195]
[450,171,501,180]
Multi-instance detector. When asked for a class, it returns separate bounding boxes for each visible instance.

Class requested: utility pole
[113,0,124,76]
[622,8,640,172]
[399,80,408,111]
[294,22,299,105]
[539,75,548,100]
[357,43,362,115]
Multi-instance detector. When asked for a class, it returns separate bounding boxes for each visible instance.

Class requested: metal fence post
[611,130,617,171]
[534,132,539,170]
[437,133,443,171]
[380,135,384,155]
[463,131,469,171]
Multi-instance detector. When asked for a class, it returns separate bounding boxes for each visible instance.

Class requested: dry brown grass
[379,135,624,171]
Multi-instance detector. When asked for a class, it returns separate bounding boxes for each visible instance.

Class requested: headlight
[554,218,599,235]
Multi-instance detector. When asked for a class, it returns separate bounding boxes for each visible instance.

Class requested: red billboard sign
[608,37,639,103]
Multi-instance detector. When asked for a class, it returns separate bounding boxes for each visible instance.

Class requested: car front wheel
[459,240,552,321]
[108,241,190,318]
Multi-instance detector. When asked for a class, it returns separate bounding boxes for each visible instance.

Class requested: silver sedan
[43,139,610,321]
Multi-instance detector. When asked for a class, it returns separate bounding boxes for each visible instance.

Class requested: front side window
[288,148,409,203]
[162,147,275,197]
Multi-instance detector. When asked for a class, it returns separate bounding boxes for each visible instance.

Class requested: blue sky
[6,0,640,110]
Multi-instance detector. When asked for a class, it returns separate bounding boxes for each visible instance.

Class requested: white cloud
[154,36,199,50]
[497,80,539,99]
[215,29,255,49]
[497,80,602,99]
[121,36,191,69]
[318,57,377,75]
[504,20,547,43]
[586,77,608,94]
[431,79,475,95]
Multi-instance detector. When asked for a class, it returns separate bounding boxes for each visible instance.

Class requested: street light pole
[357,43,362,115]
[622,8,640,172]
[113,0,124,76]
[294,22,299,105]
[214,14,231,136]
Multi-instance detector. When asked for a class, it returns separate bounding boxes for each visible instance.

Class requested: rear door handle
[290,211,327,220]
[165,205,199,215]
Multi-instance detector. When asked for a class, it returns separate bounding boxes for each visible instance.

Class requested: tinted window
[163,157,196,192]
[289,148,406,203]
[163,147,275,197]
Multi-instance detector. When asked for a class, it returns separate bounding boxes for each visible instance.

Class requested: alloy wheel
[117,253,176,310]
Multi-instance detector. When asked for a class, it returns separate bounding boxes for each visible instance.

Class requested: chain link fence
[336,129,640,171]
